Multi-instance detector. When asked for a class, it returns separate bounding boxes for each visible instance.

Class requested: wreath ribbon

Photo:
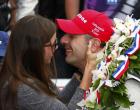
[112,56,129,80]
[125,33,140,55]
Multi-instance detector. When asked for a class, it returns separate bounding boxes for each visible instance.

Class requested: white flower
[115,35,127,46]
[110,33,120,43]
[116,55,126,61]
[92,69,106,81]
[86,91,96,102]
[114,18,124,25]
[92,70,101,81]
[118,47,124,56]
[77,99,85,107]
[77,89,97,107]
[96,50,104,61]
[105,80,113,87]
[98,73,106,79]
[116,24,126,32]
[122,28,130,36]
[112,81,120,87]
[112,27,121,35]
[111,50,118,59]
[125,15,135,28]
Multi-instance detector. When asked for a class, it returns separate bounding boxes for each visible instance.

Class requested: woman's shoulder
[17,83,68,110]
[18,83,37,94]
[17,83,51,109]
[17,83,46,101]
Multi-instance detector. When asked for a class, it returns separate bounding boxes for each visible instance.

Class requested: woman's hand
[86,40,104,69]
[79,39,105,90]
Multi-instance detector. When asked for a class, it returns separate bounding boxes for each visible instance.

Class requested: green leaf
[129,62,140,69]
[108,62,118,77]
[86,101,95,108]
[120,37,133,54]
[100,87,115,107]
[105,106,120,110]
[106,42,114,55]
[90,103,102,110]
[112,83,127,95]
[113,93,132,108]
[129,55,138,60]
[92,79,101,90]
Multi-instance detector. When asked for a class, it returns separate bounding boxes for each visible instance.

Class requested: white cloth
[16,0,38,21]
[120,74,140,110]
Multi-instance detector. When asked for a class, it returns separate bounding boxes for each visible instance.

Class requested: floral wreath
[77,16,140,110]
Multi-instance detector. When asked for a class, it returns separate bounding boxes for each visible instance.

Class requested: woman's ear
[89,38,101,53]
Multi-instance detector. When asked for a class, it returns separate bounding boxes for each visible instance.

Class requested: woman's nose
[60,35,70,45]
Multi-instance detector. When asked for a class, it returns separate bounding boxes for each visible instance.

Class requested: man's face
[61,34,88,67]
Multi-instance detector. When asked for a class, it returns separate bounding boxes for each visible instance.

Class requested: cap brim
[56,19,85,34]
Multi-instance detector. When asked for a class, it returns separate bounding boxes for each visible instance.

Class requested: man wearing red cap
[56,9,113,72]
[56,9,140,109]
[56,9,113,92]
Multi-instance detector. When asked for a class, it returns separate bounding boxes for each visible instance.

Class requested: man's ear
[89,38,101,53]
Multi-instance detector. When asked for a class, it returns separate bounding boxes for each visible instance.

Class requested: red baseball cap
[56,9,113,42]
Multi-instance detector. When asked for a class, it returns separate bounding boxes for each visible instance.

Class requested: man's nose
[60,35,70,45]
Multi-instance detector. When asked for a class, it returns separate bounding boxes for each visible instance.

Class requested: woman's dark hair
[0,15,56,110]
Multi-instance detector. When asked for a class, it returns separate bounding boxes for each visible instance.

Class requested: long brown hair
[0,15,56,110]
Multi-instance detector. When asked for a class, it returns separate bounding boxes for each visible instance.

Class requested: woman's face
[44,33,56,64]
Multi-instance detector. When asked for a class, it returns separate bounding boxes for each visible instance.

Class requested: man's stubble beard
[65,54,86,69]
[66,55,77,66]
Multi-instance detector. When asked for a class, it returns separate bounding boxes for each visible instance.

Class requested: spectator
[0,15,98,110]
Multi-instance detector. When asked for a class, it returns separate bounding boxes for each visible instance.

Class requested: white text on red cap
[77,14,87,23]
[91,23,105,36]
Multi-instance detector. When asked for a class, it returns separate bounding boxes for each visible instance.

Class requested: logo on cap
[92,23,105,36]
[77,14,87,23]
